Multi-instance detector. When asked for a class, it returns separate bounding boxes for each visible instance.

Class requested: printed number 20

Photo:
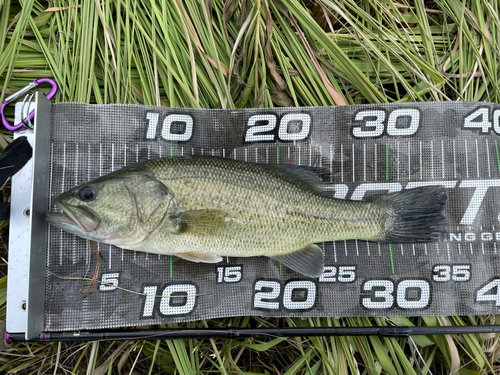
[245,114,311,142]
[253,280,316,310]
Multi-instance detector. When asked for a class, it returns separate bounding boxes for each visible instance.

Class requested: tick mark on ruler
[464,139,469,178]
[397,142,400,181]
[385,143,389,181]
[476,139,480,178]
[341,144,344,182]
[363,143,366,181]
[453,139,457,178]
[389,244,395,274]
[486,140,491,178]
[352,143,355,182]
[430,141,434,179]
[408,141,411,180]
[419,141,423,180]
[441,140,445,179]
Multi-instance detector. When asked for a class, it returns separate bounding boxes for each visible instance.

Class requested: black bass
[43,156,447,277]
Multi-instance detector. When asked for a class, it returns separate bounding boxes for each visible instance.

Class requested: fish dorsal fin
[271,244,324,277]
[175,252,223,263]
[274,165,330,192]
[170,209,229,235]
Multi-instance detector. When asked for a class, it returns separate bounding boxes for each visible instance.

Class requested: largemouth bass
[43,156,447,277]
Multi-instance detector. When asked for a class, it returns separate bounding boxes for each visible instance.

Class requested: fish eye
[78,186,96,202]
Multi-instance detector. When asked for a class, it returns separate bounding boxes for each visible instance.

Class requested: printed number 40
[463,108,500,134]
[476,279,500,306]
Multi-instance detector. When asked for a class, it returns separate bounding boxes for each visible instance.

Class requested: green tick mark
[170,255,173,278]
[170,146,173,157]
[495,140,500,176]
[389,244,394,274]
[280,263,282,275]
[277,146,279,164]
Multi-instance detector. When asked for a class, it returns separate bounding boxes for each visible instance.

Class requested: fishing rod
[7,325,500,342]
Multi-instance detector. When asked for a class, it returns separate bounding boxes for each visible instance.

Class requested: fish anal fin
[175,252,223,263]
[271,244,324,277]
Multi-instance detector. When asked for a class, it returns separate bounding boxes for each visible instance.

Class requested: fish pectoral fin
[175,252,223,263]
[170,210,229,235]
[271,244,324,278]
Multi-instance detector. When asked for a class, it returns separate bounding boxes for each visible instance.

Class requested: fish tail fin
[373,187,447,243]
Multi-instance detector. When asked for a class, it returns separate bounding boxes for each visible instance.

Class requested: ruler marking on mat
[408,141,411,180]
[73,143,79,265]
[389,244,395,274]
[486,139,491,178]
[419,141,423,180]
[352,143,355,182]
[386,143,389,181]
[465,139,469,179]
[441,140,445,179]
[453,139,457,179]
[397,141,400,181]
[363,143,366,181]
[341,144,344,182]
[476,139,480,178]
[430,140,434,180]
[60,142,66,266]
[495,140,500,176]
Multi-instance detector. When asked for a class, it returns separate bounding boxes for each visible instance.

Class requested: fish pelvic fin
[373,186,447,243]
[175,252,223,263]
[271,244,324,277]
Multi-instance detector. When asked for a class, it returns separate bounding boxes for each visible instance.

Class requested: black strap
[0,136,33,220]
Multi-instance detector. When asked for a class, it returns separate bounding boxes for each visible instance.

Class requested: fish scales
[141,157,384,255]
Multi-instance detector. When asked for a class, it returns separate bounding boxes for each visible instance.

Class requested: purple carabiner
[1,78,57,131]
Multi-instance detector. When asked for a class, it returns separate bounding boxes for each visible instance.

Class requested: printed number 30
[352,109,420,138]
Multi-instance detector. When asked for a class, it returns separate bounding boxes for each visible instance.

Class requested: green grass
[1,0,500,373]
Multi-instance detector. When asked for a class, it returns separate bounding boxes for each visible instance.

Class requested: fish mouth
[43,199,100,233]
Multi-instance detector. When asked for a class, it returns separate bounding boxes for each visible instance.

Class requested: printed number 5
[100,273,119,291]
